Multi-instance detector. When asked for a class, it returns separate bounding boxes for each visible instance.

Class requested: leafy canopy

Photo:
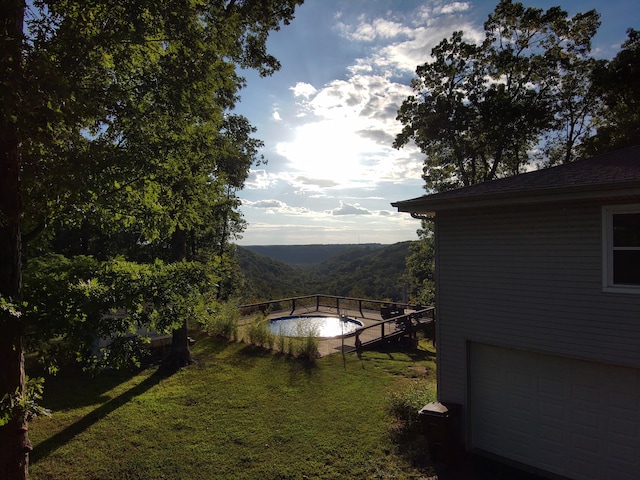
[394,0,600,192]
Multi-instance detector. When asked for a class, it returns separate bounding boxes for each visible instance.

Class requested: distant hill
[241,243,385,266]
[235,247,310,302]
[235,242,412,303]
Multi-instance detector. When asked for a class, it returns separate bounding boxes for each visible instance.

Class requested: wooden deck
[263,305,435,357]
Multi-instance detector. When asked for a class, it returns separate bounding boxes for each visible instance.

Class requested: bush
[247,316,275,348]
[204,302,239,341]
[386,379,436,431]
[287,324,319,361]
[297,332,319,361]
[276,331,286,353]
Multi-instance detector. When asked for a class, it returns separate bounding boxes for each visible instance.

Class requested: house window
[603,205,640,292]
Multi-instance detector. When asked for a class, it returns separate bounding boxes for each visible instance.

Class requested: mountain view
[235,242,414,304]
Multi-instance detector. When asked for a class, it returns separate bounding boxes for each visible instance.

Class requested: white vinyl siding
[434,201,640,431]
[469,343,640,480]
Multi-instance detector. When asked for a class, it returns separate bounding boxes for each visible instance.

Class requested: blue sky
[234,0,637,246]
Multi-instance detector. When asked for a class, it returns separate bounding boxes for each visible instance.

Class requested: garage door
[469,343,640,480]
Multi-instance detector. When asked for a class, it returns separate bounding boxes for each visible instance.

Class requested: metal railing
[239,294,425,318]
[354,306,435,351]
[239,294,436,351]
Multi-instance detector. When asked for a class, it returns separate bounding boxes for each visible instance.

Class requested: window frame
[602,204,640,294]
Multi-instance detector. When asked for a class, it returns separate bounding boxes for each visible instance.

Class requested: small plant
[205,301,239,341]
[291,324,319,361]
[276,329,286,353]
[386,379,436,431]
[0,376,51,427]
[247,315,275,348]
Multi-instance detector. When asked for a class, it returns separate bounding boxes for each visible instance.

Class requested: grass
[28,335,437,480]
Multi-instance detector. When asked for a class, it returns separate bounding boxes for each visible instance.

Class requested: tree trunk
[0,331,30,480]
[0,2,29,478]
[162,228,193,371]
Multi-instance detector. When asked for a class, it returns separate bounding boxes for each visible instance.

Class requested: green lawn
[28,336,437,480]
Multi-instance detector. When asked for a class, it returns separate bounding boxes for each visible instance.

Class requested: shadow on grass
[37,367,141,412]
[388,426,548,480]
[189,332,235,356]
[389,426,435,474]
[378,344,436,361]
[406,348,436,362]
[284,355,318,383]
[237,343,319,381]
[357,345,436,366]
[31,368,168,465]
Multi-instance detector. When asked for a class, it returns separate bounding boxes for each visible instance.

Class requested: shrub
[276,330,286,353]
[298,333,319,360]
[204,302,239,341]
[247,316,275,348]
[386,379,436,431]
[290,324,319,361]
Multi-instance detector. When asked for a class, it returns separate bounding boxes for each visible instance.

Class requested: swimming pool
[269,314,363,338]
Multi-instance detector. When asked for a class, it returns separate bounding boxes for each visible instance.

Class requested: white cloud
[245,169,281,190]
[435,2,471,15]
[242,199,309,215]
[290,82,317,98]
[336,16,411,42]
[293,176,339,188]
[237,1,486,244]
[327,201,371,216]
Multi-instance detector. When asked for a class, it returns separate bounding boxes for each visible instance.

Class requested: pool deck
[262,306,419,357]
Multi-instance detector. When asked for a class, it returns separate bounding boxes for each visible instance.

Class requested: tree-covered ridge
[242,243,386,266]
[236,242,413,304]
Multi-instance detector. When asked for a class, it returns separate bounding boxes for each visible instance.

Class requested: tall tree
[394,0,600,191]
[0,1,303,478]
[394,0,600,308]
[582,28,640,155]
[0,2,29,477]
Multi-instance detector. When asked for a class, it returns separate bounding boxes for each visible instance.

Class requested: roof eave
[392,183,640,215]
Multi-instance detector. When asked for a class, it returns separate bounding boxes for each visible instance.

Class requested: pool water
[269,315,363,338]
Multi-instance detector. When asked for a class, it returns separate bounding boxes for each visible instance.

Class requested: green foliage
[2,0,305,473]
[394,0,602,190]
[235,247,308,301]
[312,242,411,300]
[246,316,275,349]
[87,336,151,373]
[0,377,50,428]
[582,28,640,155]
[21,254,211,371]
[236,242,413,303]
[290,329,320,361]
[243,315,319,360]
[202,301,239,341]
[405,224,435,305]
[386,380,437,432]
[243,244,385,265]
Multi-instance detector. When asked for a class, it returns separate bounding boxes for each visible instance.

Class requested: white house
[393,146,640,480]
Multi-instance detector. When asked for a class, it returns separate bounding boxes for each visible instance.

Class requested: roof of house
[392,145,640,215]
